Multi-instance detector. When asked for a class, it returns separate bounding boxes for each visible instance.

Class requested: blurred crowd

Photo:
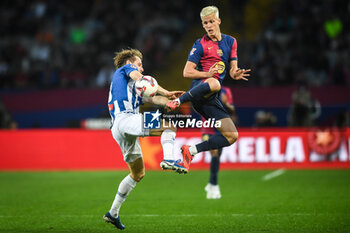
[1,0,349,129]
[241,0,350,87]
[0,0,199,89]
[1,0,349,90]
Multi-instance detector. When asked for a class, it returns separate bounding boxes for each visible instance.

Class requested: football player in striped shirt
[103,48,185,230]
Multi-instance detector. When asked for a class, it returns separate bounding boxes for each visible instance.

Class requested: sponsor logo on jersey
[216,61,225,74]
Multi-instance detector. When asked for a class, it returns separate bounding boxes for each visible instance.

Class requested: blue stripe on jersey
[197,62,204,72]
[219,34,235,63]
[187,39,203,64]
[131,84,136,109]
[108,64,141,126]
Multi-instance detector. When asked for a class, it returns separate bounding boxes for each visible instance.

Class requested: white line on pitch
[0,213,323,218]
[262,168,285,181]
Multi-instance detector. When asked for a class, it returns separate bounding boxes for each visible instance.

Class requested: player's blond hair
[200,6,219,19]
[113,48,143,69]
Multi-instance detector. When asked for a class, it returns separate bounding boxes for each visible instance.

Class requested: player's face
[201,14,221,38]
[132,56,144,73]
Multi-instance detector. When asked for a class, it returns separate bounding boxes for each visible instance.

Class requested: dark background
[0,0,349,128]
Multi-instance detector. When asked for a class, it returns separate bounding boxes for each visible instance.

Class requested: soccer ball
[135,75,158,97]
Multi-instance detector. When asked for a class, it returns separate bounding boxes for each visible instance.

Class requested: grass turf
[0,170,350,232]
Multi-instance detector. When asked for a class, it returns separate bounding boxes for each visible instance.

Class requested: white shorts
[111,112,150,163]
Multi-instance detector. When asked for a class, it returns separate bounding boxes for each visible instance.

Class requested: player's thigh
[193,98,229,121]
[113,134,142,163]
[216,117,238,143]
[127,157,145,182]
[118,113,148,137]
[111,115,144,163]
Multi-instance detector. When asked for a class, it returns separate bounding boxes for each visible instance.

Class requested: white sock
[161,129,176,160]
[189,145,198,155]
[175,98,181,105]
[110,175,137,217]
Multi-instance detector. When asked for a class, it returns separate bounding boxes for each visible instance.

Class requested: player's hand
[232,68,251,81]
[166,91,185,100]
[207,62,219,77]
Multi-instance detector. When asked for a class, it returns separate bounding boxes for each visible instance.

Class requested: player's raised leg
[166,77,221,111]
[181,118,238,171]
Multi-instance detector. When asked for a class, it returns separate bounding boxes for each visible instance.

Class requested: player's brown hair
[113,48,143,69]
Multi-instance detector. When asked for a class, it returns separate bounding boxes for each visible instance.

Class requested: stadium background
[0,0,349,169]
[1,1,350,232]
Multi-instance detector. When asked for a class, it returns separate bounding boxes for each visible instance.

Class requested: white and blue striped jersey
[108,64,142,126]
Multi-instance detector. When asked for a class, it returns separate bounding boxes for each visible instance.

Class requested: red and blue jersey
[187,34,237,83]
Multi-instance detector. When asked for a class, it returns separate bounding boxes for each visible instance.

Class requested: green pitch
[1,170,350,232]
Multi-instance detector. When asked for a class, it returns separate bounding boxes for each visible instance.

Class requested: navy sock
[196,134,231,152]
[209,156,220,185]
[179,82,211,103]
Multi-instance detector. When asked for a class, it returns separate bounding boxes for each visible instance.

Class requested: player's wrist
[205,71,213,78]
[160,90,170,97]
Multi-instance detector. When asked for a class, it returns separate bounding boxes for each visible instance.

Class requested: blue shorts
[189,79,230,121]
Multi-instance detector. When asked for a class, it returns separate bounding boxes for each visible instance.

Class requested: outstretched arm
[183,61,219,79]
[229,60,251,81]
[143,95,169,106]
[129,70,184,99]
[157,85,184,100]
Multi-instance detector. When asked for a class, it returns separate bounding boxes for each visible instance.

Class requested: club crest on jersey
[190,48,196,56]
[131,64,137,69]
[217,49,223,57]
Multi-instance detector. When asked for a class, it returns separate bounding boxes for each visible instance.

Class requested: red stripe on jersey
[199,37,221,80]
[230,37,237,59]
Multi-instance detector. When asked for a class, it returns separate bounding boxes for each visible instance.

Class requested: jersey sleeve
[121,64,139,80]
[187,39,204,64]
[230,38,238,61]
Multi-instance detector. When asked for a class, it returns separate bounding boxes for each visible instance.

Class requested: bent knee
[206,78,221,93]
[132,171,145,182]
[225,132,238,145]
